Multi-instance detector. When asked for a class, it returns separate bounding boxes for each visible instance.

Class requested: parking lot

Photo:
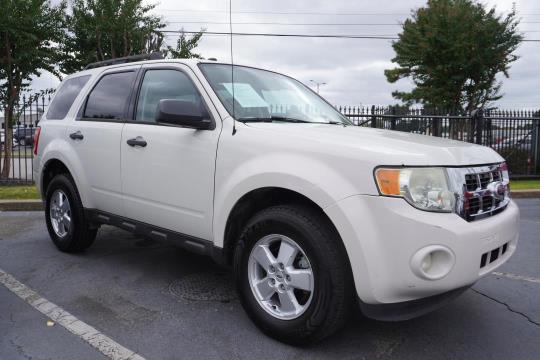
[1,199,539,359]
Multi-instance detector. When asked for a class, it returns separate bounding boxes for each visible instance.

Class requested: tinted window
[84,72,135,119]
[46,75,91,120]
[136,70,203,122]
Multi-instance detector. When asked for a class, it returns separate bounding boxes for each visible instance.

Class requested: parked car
[33,55,519,344]
[13,126,36,146]
[500,134,533,151]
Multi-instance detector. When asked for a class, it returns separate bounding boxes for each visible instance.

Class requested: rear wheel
[234,205,353,344]
[45,174,97,252]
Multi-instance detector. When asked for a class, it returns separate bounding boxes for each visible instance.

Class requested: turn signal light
[374,168,401,196]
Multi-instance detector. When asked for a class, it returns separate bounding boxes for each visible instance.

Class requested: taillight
[33,127,41,156]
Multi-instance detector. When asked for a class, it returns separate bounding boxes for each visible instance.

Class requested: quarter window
[136,69,204,123]
[84,71,135,119]
[46,75,91,120]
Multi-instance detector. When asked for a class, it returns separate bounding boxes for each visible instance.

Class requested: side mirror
[156,99,212,130]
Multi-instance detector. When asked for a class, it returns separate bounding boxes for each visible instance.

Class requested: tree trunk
[1,95,14,179]
[96,30,104,61]
[1,33,14,179]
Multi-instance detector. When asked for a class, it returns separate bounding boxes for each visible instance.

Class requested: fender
[40,137,95,209]
[213,152,360,249]
[212,152,373,303]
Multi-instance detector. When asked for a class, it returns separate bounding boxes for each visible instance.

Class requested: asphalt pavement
[0,200,539,359]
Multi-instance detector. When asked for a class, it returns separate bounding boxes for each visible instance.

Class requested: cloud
[27,0,540,109]
[155,0,539,108]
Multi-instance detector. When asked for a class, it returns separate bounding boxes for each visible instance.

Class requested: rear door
[67,66,139,215]
[120,63,221,240]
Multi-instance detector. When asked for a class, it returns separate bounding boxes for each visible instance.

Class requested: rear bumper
[325,195,519,305]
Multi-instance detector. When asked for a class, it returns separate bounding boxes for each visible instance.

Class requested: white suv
[33,56,519,344]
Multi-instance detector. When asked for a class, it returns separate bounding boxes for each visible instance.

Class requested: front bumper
[358,286,470,321]
[325,195,520,306]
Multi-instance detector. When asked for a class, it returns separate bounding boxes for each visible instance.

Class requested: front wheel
[234,205,353,344]
[45,174,97,253]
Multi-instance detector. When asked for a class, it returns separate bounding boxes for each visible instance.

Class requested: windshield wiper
[237,116,312,123]
[237,116,349,125]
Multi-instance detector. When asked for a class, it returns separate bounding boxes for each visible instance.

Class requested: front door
[121,64,221,240]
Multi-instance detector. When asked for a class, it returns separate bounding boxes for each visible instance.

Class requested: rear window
[46,75,91,120]
[83,71,135,120]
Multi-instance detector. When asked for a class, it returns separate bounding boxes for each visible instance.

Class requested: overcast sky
[32,0,540,109]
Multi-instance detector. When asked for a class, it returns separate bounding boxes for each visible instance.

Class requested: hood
[244,122,504,166]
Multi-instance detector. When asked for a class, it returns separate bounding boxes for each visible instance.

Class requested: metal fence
[338,106,540,178]
[0,95,50,185]
[1,96,539,185]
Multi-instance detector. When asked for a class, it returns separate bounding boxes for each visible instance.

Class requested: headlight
[375,167,456,212]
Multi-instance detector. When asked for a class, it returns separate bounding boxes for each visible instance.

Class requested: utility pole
[309,80,326,94]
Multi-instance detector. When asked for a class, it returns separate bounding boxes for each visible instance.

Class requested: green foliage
[498,148,533,176]
[166,29,205,59]
[0,186,39,200]
[63,0,166,73]
[0,0,67,178]
[511,180,540,190]
[385,0,522,111]
[0,0,66,102]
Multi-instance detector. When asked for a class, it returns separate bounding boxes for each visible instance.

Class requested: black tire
[234,205,353,345]
[45,174,97,253]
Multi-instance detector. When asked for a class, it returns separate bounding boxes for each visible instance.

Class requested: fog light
[421,253,432,272]
[411,245,455,280]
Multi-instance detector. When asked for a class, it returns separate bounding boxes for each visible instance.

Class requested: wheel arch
[220,186,342,266]
[41,158,74,198]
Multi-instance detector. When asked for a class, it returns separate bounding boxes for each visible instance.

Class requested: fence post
[531,111,540,175]
[432,109,441,137]
[390,106,396,130]
[475,109,484,145]
[370,105,376,128]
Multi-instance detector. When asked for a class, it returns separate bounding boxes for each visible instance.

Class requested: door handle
[69,131,84,140]
[126,136,147,147]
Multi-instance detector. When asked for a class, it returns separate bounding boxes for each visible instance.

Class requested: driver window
[136,69,203,123]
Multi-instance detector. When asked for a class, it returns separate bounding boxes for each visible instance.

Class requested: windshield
[199,63,351,125]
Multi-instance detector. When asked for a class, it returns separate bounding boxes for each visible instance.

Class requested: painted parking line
[492,271,540,284]
[0,268,145,360]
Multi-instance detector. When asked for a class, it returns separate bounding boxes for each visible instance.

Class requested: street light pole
[309,80,326,94]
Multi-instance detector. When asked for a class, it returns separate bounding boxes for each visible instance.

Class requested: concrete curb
[1,190,539,212]
[0,200,44,212]
[510,190,540,198]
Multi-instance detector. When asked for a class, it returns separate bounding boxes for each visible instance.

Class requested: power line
[158,9,410,16]
[158,8,540,17]
[161,30,398,39]
[162,30,540,42]
[162,33,399,37]
[166,21,402,26]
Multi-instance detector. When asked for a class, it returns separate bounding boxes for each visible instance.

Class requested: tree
[0,0,67,179]
[63,0,165,73]
[166,29,205,59]
[385,0,522,111]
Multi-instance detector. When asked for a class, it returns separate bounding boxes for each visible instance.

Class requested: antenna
[229,0,237,135]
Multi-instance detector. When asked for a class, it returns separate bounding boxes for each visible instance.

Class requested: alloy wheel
[50,189,71,238]
[248,234,314,320]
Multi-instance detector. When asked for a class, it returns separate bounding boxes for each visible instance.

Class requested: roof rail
[83,52,164,70]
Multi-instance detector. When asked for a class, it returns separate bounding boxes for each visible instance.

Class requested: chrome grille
[448,164,510,222]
